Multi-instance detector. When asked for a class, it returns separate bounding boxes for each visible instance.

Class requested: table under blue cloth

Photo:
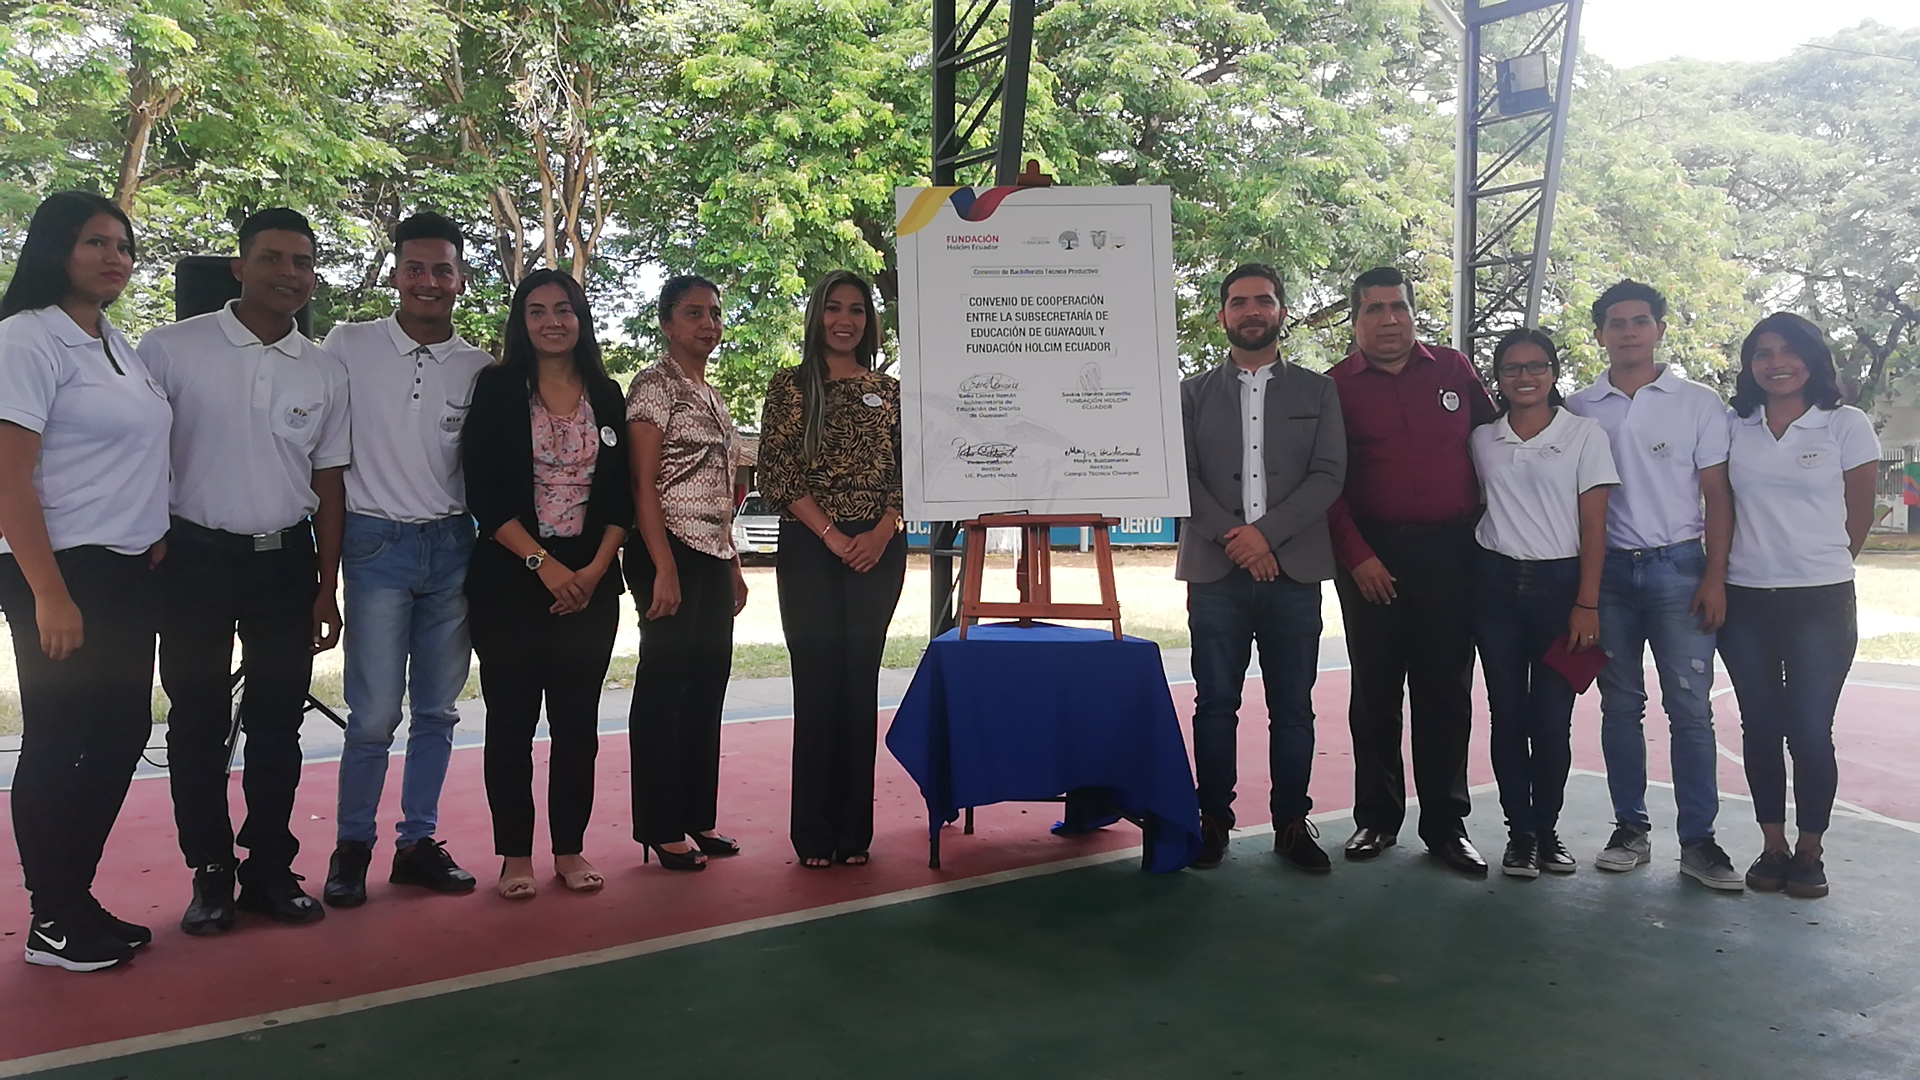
[886,623,1203,873]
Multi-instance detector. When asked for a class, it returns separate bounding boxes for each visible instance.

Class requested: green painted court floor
[33,775,1920,1079]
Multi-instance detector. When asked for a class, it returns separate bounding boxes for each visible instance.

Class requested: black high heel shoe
[643,844,707,872]
[692,832,741,858]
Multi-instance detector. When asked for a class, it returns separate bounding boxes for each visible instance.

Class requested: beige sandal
[497,874,537,900]
[556,860,605,894]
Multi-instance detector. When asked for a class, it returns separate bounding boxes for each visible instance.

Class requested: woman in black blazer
[462,270,632,900]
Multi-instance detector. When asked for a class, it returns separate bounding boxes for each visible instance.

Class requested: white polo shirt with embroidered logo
[0,306,171,555]
[1565,365,1729,551]
[324,316,491,523]
[1726,403,1879,589]
[1470,407,1620,561]
[137,300,351,536]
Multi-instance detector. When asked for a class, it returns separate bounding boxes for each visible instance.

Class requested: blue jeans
[1596,541,1720,846]
[335,512,477,847]
[1187,569,1322,828]
[1470,550,1579,836]
[1719,582,1855,834]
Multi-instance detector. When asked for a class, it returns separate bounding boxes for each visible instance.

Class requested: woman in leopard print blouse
[757,270,906,868]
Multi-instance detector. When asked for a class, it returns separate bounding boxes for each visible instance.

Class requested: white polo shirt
[1471,407,1620,561]
[0,307,171,555]
[324,316,492,523]
[1727,403,1880,588]
[1236,361,1277,522]
[137,301,351,535]
[1565,365,1729,550]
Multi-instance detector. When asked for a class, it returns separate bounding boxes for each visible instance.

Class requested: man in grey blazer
[1177,263,1347,872]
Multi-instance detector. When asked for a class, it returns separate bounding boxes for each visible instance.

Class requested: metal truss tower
[1450,0,1584,358]
[926,0,1038,636]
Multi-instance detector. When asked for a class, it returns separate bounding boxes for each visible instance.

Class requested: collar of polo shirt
[38,305,119,349]
[1740,405,1833,432]
[1489,406,1571,444]
[216,299,307,358]
[1593,363,1682,399]
[383,313,463,363]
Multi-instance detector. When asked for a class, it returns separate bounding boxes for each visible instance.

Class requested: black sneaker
[1191,813,1229,870]
[1274,817,1331,873]
[24,914,132,972]
[1537,831,1577,874]
[1784,853,1829,899]
[1501,833,1540,879]
[324,840,372,908]
[181,863,237,936]
[390,839,478,894]
[1746,849,1792,892]
[80,897,152,949]
[235,863,327,925]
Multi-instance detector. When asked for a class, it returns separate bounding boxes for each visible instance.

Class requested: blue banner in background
[904,517,1177,549]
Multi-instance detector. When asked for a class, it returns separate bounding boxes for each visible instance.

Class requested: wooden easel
[956,513,1122,639]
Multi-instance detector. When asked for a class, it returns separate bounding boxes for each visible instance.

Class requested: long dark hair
[796,270,881,464]
[0,191,136,322]
[1730,312,1843,419]
[1487,326,1565,421]
[501,269,608,390]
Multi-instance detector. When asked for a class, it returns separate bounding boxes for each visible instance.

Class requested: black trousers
[0,547,158,919]
[468,533,620,858]
[1332,520,1477,844]
[777,520,907,859]
[624,533,734,847]
[161,523,318,870]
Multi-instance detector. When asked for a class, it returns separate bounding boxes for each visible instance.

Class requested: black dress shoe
[1275,818,1331,873]
[1191,813,1229,870]
[181,863,237,936]
[391,839,478,894]
[235,863,327,925]
[1429,836,1489,877]
[324,840,371,908]
[1343,827,1397,861]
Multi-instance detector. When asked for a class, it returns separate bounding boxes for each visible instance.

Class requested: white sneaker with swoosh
[23,916,131,972]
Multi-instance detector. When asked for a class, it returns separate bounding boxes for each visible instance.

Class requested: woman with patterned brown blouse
[757,270,907,867]
[624,275,748,872]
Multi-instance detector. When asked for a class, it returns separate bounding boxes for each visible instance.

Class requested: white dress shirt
[0,307,171,555]
[137,301,351,535]
[1236,360,1277,523]
[1727,404,1880,588]
[1565,365,1729,550]
[1471,407,1620,561]
[325,316,492,523]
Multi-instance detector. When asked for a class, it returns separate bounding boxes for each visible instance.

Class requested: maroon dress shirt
[1326,341,1496,570]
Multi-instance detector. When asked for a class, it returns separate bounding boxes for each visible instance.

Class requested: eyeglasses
[1496,360,1553,378]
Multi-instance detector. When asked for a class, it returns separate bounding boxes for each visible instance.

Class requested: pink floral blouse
[530,395,599,538]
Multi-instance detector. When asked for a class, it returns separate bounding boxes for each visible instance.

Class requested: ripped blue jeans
[1596,541,1720,847]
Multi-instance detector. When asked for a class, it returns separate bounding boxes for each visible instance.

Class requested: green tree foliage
[1,1,1915,418]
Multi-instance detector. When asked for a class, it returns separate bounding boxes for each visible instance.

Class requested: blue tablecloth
[886,623,1202,873]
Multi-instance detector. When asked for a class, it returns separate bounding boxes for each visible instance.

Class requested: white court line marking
[0,842,1161,1076]
[2,786,1489,1077]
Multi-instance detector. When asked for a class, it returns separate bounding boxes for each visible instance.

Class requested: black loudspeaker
[172,255,313,336]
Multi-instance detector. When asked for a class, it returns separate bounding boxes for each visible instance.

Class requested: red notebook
[1542,635,1610,693]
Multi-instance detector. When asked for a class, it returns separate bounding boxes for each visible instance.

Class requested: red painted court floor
[2,666,1916,1065]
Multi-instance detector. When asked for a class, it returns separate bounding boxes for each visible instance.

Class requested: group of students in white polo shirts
[0,195,498,972]
[1467,280,1879,894]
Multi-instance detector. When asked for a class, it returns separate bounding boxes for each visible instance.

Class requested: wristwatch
[525,549,549,571]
